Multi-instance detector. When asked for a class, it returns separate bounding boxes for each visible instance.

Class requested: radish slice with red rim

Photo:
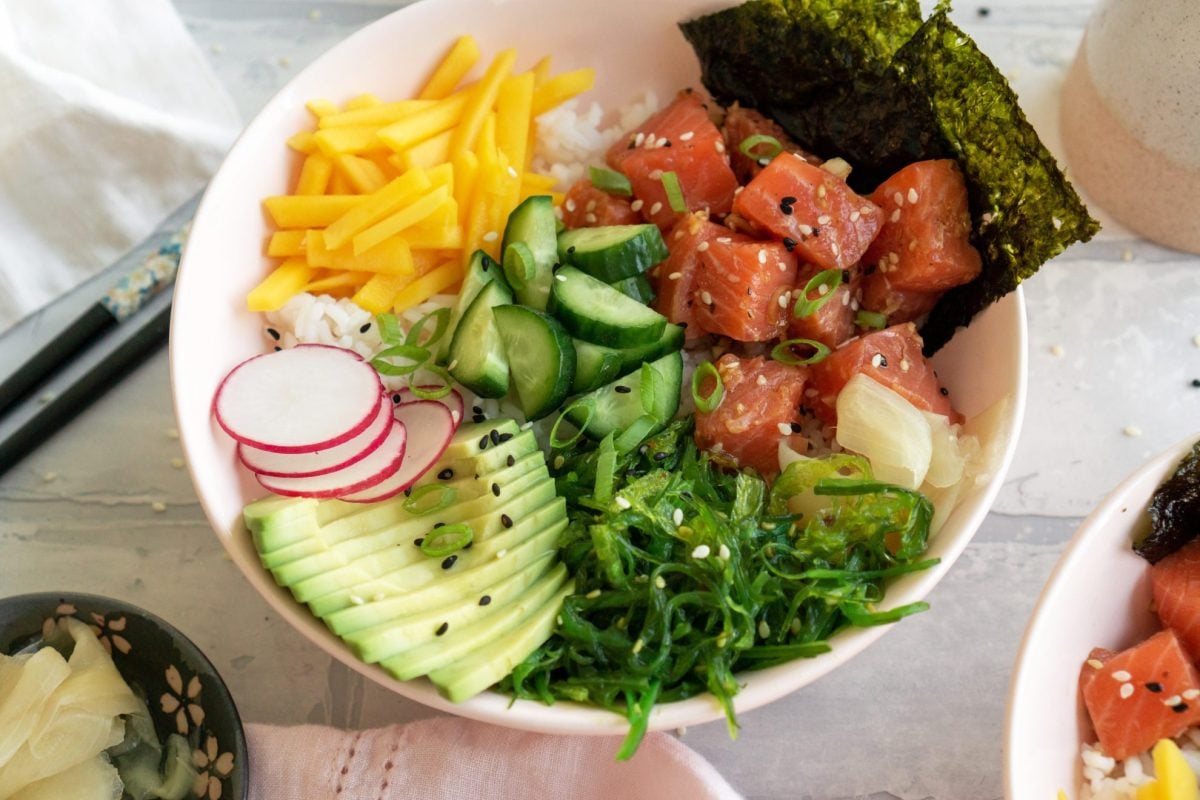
[391,386,464,425]
[238,392,392,478]
[214,345,383,453]
[338,401,455,503]
[256,418,407,499]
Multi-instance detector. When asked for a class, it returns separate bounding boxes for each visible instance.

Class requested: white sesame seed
[890,209,901,223]
[350,594,365,605]
[555,274,567,282]
[553,455,565,469]
[850,299,860,311]
[1185,689,1200,700]
[701,291,713,305]
[841,293,850,306]
[446,359,459,371]
[1120,683,1135,699]
[716,633,728,648]
[831,242,841,257]
[673,508,684,526]
[758,620,771,638]
[1165,694,1183,706]
[871,353,884,368]
[817,284,829,296]
[655,575,667,589]
[634,132,646,146]
[675,229,685,240]
[817,185,827,199]
[893,191,904,206]
[507,165,519,178]
[778,294,789,309]
[649,169,664,180]
[680,131,695,141]
[981,211,995,223]
[717,236,732,244]
[650,202,663,215]
[907,188,919,204]
[586,589,602,599]
[668,271,683,280]
[632,638,644,654]
[585,213,598,224]
[860,205,873,216]
[496,548,508,558]
[1112,670,1133,682]
[817,214,832,225]
[715,140,725,153]
[774,423,792,436]
[1124,425,1142,438]
[719,544,731,560]
[616,496,632,509]
[585,199,597,212]
[692,544,711,559]
[657,137,669,147]
[850,211,861,222]
[777,261,787,273]
[1052,216,1063,230]
[630,199,644,212]
[899,358,911,372]
[482,231,499,243]
[152,501,167,513]
[1050,344,1065,357]
[565,199,577,212]
[757,248,767,264]
[1086,659,1104,669]
[798,224,813,236]
[697,241,710,252]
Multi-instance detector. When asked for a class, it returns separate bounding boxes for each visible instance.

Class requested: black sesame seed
[977,6,990,16]
[472,405,483,414]
[811,227,821,237]
[414,538,424,546]
[653,451,668,461]
[1192,379,1200,388]
[489,429,501,445]
[359,322,372,334]
[433,522,445,529]
[479,595,492,606]
[506,454,515,467]
[392,393,403,404]
[1146,682,1164,693]
[663,140,672,148]
[492,483,501,497]
[567,246,576,255]
[781,195,797,205]
[436,622,449,636]
[472,413,486,423]
[441,555,457,569]
[864,264,877,276]
[501,514,513,528]
[782,237,797,252]
[479,434,489,450]
[778,202,793,216]
[404,488,413,497]
[438,468,454,480]
[877,355,888,368]
[790,422,803,433]
[266,327,281,340]
[614,385,632,394]
[463,542,473,550]
[841,270,851,283]
[939,387,950,396]
[1174,702,1190,713]
[274,346,282,352]
[498,432,513,443]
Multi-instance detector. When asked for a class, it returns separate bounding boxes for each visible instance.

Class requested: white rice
[1079,729,1200,799]
[530,91,660,189]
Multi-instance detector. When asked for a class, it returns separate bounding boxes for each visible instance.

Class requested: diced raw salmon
[733,152,884,273]
[606,91,740,231]
[562,180,641,229]
[1151,537,1200,662]
[788,263,861,349]
[694,353,807,477]
[692,234,797,342]
[1079,647,1115,700]
[651,213,726,341]
[806,323,959,425]
[860,270,941,326]
[721,104,821,184]
[862,160,982,292]
[1081,629,1200,760]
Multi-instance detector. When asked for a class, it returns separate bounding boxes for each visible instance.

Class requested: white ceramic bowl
[170,0,1027,735]
[1004,437,1198,799]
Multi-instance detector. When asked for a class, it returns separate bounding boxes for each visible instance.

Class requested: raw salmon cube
[692,234,797,342]
[562,180,641,229]
[1151,537,1200,662]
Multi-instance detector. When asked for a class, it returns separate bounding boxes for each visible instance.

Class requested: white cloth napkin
[247,719,744,800]
[0,0,240,333]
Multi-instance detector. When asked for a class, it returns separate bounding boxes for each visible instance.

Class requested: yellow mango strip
[352,272,414,314]
[306,99,339,120]
[353,185,451,255]
[532,55,553,87]
[314,126,384,157]
[329,170,354,195]
[305,270,371,294]
[448,48,516,157]
[427,161,454,190]
[287,130,316,154]
[412,249,457,273]
[377,92,470,152]
[463,116,503,262]
[264,195,362,229]
[451,150,478,226]
[419,35,481,101]
[344,92,382,110]
[367,153,399,179]
[266,230,308,257]
[334,154,387,194]
[309,234,414,274]
[495,72,534,210]
[393,260,463,312]
[322,167,431,250]
[400,129,453,171]
[247,259,315,311]
[410,195,457,229]
[295,154,333,195]
[530,68,596,117]
[387,154,408,174]
[319,99,435,129]
[520,172,557,193]
[405,223,463,251]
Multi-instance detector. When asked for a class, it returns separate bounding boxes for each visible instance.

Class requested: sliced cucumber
[548,265,667,348]
[557,224,669,283]
[572,339,624,394]
[447,280,512,398]
[493,305,576,420]
[501,195,557,310]
[615,322,684,374]
[566,351,682,439]
[438,250,506,362]
[609,274,656,305]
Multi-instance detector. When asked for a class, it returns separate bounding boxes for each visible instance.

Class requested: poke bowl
[1005,437,1200,799]
[169,0,1064,741]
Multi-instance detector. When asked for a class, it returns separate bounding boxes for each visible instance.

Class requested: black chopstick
[0,305,118,417]
[0,300,173,478]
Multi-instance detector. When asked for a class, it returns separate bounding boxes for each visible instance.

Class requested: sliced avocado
[429,578,575,702]
[433,419,521,464]
[382,561,569,681]
[246,496,321,554]
[410,429,537,491]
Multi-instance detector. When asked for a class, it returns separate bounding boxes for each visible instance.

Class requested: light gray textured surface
[2,1,1198,798]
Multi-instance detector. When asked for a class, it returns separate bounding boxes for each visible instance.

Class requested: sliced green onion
[419,522,474,558]
[615,414,659,453]
[660,171,686,213]
[371,343,430,376]
[404,307,451,348]
[793,269,843,319]
[550,397,593,449]
[404,484,459,516]
[854,310,887,330]
[738,134,783,161]
[842,601,930,627]
[375,313,405,345]
[690,361,724,413]
[594,433,617,504]
[589,165,632,197]
[503,242,536,289]
[408,364,453,400]
[770,338,831,366]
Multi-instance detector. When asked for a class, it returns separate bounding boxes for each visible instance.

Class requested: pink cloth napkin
[246,719,743,800]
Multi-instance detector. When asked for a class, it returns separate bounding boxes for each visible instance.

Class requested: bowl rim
[0,590,250,798]
[170,0,1030,735]
[1001,434,1199,798]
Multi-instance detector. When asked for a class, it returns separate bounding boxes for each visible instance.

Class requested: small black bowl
[0,592,248,800]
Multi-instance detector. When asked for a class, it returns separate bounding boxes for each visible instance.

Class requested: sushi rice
[1080,729,1200,799]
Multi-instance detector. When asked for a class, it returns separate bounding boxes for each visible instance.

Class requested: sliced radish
[214,345,383,453]
[256,419,407,499]
[238,392,392,478]
[391,386,464,425]
[338,401,455,503]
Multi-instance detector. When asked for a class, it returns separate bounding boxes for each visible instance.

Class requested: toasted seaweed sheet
[1136,440,1200,564]
[680,1,1100,353]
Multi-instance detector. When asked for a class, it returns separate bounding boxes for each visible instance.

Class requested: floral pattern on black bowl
[0,592,248,800]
